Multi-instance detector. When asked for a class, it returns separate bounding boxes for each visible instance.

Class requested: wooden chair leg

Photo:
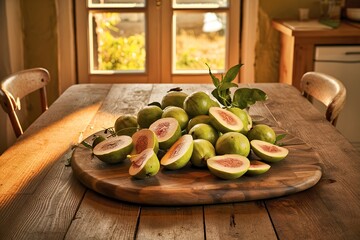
[8,109,23,137]
[40,87,48,112]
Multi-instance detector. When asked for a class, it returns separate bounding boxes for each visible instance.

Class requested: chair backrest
[0,68,50,137]
[300,71,346,126]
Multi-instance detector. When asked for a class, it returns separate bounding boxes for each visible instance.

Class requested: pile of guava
[91,88,289,180]
[91,64,289,179]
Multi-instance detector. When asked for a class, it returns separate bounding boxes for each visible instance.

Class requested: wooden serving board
[71,121,322,206]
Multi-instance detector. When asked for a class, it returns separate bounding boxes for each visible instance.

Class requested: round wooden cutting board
[71,126,322,206]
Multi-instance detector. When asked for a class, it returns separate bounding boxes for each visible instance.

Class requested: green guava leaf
[205,63,220,87]
[232,88,268,109]
[275,134,287,145]
[218,82,238,91]
[223,64,242,83]
[211,88,231,106]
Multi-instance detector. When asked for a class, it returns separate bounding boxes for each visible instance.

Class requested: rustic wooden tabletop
[0,83,359,239]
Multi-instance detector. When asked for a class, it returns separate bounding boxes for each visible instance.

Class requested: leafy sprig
[206,63,268,109]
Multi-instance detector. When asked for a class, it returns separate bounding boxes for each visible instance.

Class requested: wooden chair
[0,68,50,137]
[300,71,346,126]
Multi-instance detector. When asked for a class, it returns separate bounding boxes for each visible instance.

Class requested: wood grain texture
[0,84,111,195]
[249,83,360,240]
[204,202,277,240]
[0,84,111,239]
[65,190,140,240]
[137,206,204,239]
[0,154,86,239]
[71,115,322,206]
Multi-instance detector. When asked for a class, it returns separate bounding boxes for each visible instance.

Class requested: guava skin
[215,132,250,157]
[137,105,163,128]
[183,91,213,118]
[210,99,220,108]
[161,91,188,109]
[162,106,189,130]
[188,123,219,146]
[247,124,276,144]
[186,115,211,132]
[250,140,289,162]
[190,139,216,168]
[227,107,252,134]
[114,115,138,136]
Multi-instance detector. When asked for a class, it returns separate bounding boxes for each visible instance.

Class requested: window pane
[173,12,226,73]
[89,12,146,73]
[173,0,228,8]
[89,0,145,8]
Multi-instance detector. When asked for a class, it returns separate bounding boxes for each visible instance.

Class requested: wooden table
[1,83,359,239]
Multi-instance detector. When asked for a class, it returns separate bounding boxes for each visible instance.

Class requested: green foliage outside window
[95,13,146,71]
[95,13,225,71]
[98,31,146,70]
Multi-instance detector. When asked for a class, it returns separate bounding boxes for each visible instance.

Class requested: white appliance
[314,45,360,152]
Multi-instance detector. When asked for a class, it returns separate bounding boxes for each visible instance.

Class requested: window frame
[75,0,241,84]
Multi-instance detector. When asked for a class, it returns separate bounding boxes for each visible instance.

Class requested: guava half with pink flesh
[129,148,160,179]
[250,140,289,162]
[209,107,244,133]
[207,154,250,180]
[149,117,181,150]
[246,160,271,175]
[93,135,133,164]
[160,134,194,170]
[131,129,159,155]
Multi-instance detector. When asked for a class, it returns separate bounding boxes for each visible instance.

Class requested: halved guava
[92,135,106,148]
[207,154,250,180]
[160,134,194,170]
[209,107,244,133]
[149,117,181,150]
[129,148,160,179]
[131,129,159,155]
[93,135,133,164]
[246,160,271,175]
[250,140,289,162]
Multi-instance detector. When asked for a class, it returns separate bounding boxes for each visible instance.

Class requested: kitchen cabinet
[272,20,360,90]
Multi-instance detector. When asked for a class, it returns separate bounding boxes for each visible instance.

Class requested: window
[75,0,240,83]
